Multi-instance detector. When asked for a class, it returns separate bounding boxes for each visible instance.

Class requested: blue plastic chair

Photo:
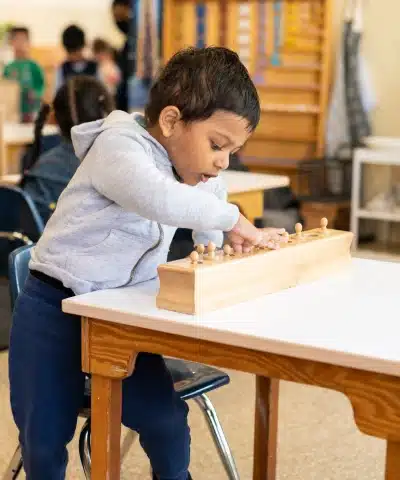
[0,186,44,245]
[5,245,239,479]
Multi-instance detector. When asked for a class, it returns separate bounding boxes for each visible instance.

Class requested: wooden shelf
[254,133,317,144]
[280,46,323,55]
[261,103,320,114]
[262,83,320,92]
[162,0,333,160]
[267,64,321,72]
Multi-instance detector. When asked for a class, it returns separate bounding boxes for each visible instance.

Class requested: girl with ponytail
[22,75,114,222]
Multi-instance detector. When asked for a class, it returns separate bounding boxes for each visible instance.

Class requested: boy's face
[10,32,30,58]
[159,109,252,186]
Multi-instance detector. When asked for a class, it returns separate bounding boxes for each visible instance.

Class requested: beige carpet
[0,351,386,479]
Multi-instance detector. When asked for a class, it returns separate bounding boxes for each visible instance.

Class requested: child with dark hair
[9,46,287,480]
[54,24,99,92]
[22,75,114,223]
[3,26,45,122]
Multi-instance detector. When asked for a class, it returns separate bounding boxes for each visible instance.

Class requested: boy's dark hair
[145,46,260,131]
[62,25,85,53]
[93,38,112,54]
[28,76,114,171]
[112,0,131,7]
[9,26,29,39]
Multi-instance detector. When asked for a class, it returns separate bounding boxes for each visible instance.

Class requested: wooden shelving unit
[162,0,333,192]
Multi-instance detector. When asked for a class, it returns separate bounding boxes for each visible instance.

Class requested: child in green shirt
[3,27,45,122]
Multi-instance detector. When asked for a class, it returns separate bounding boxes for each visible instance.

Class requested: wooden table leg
[91,375,123,480]
[253,377,279,480]
[228,190,264,225]
[385,441,400,480]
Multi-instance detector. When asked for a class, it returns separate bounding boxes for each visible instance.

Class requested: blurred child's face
[157,108,252,186]
[10,32,30,58]
[94,51,108,63]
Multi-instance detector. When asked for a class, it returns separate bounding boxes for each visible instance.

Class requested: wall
[333,0,400,137]
[0,0,125,49]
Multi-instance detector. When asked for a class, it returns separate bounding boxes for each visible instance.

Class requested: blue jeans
[9,274,191,479]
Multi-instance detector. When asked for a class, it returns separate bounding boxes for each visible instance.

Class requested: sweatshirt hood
[70,110,170,164]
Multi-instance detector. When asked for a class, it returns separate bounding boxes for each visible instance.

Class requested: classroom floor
[0,249,397,479]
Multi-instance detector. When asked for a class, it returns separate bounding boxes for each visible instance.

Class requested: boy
[3,27,45,122]
[9,46,286,480]
[54,24,99,93]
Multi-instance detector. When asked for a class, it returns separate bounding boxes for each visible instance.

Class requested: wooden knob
[189,251,199,263]
[223,244,232,256]
[295,223,303,235]
[196,244,205,254]
[320,217,328,231]
[207,241,216,252]
[207,241,216,258]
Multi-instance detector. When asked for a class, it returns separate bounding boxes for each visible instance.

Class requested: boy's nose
[214,154,229,171]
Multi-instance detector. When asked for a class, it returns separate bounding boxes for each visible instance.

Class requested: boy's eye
[210,141,222,151]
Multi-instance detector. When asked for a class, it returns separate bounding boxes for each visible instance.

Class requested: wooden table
[63,258,400,480]
[221,170,289,224]
[0,122,59,175]
[241,157,304,196]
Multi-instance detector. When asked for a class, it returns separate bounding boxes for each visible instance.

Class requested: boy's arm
[87,130,240,233]
[3,64,10,78]
[53,66,63,94]
[31,62,45,97]
[191,177,228,248]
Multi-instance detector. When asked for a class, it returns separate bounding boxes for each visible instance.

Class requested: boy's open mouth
[200,173,217,182]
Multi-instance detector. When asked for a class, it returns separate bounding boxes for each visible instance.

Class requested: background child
[21,76,114,223]
[54,24,99,93]
[111,0,134,111]
[3,26,45,122]
[9,46,286,480]
[92,37,121,95]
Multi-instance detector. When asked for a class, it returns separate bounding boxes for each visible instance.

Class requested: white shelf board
[355,148,400,166]
[356,209,400,222]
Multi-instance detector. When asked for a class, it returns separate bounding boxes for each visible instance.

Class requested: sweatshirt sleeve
[191,176,229,248]
[88,130,240,232]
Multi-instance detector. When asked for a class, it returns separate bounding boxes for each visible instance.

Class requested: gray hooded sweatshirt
[29,111,240,295]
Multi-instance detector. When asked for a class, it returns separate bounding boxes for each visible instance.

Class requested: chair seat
[80,358,229,413]
[165,358,230,400]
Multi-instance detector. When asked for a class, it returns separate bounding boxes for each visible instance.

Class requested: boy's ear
[159,106,181,137]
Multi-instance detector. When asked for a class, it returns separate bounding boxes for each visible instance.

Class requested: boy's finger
[267,241,280,250]
[232,243,243,254]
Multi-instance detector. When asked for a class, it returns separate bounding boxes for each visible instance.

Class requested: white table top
[63,258,400,378]
[221,170,289,194]
[3,123,59,146]
[0,169,289,193]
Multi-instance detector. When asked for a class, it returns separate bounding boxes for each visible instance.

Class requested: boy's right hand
[227,214,286,253]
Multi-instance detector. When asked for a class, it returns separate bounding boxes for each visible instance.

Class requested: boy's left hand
[231,227,288,253]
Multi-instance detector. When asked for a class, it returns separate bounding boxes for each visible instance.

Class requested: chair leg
[78,417,137,478]
[2,444,23,480]
[194,394,240,480]
[78,418,91,479]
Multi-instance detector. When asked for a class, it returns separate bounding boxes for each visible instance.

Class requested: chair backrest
[8,244,33,311]
[0,185,44,243]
